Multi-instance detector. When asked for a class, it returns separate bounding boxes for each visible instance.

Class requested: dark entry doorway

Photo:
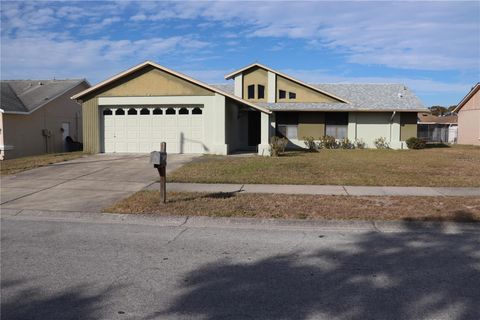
[248,111,261,146]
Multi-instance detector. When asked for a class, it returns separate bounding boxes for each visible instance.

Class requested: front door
[248,111,261,146]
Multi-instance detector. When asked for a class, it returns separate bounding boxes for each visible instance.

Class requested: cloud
[0,34,210,81]
[128,1,479,71]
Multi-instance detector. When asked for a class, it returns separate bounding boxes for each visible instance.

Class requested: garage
[102,105,204,153]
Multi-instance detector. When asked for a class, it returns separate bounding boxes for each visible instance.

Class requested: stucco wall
[457,89,479,145]
[276,75,339,103]
[461,89,480,111]
[457,110,480,145]
[3,82,88,159]
[242,67,268,102]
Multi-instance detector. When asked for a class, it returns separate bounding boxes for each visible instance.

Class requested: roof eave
[454,83,480,113]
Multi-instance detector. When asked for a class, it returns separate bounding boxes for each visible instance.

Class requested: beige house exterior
[1,79,90,159]
[454,83,480,146]
[72,61,427,156]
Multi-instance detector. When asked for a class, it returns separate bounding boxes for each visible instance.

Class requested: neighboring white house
[72,61,427,156]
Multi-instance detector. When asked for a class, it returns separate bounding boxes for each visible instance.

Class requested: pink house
[454,83,480,146]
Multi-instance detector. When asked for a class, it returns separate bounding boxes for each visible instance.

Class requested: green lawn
[1,152,86,175]
[169,145,480,187]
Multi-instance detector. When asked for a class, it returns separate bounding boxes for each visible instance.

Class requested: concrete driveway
[1,153,197,212]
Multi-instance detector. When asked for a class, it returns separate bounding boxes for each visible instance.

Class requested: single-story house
[71,61,427,156]
[1,79,90,159]
[417,113,457,143]
[453,83,479,146]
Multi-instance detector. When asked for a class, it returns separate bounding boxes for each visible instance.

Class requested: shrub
[406,137,426,149]
[303,136,318,152]
[374,137,390,149]
[354,138,366,149]
[319,135,338,149]
[340,138,354,149]
[270,136,288,157]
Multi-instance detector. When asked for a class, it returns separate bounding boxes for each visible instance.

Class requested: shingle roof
[418,113,458,124]
[1,79,86,113]
[210,83,427,112]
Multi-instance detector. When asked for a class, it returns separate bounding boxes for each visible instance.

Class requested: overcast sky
[1,1,479,106]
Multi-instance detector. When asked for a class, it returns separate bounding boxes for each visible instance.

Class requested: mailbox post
[150,142,167,204]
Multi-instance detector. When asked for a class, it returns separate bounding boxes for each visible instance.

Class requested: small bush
[355,138,366,149]
[319,135,338,149]
[406,137,426,149]
[340,138,354,149]
[374,137,390,149]
[303,136,318,152]
[270,136,288,157]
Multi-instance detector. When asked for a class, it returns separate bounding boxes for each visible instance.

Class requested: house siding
[3,82,88,159]
[400,112,418,141]
[82,97,100,154]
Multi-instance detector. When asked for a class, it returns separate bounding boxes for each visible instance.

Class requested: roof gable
[454,82,480,113]
[1,79,87,114]
[225,62,349,103]
[72,61,271,114]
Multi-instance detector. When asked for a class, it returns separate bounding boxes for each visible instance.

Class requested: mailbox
[150,151,167,167]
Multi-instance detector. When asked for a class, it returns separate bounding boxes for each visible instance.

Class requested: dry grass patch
[1,152,86,175]
[105,190,480,222]
[168,146,480,187]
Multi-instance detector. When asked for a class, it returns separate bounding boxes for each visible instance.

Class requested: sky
[1,1,479,107]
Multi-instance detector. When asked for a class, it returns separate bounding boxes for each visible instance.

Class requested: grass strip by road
[104,190,480,222]
[168,146,480,187]
[1,152,86,175]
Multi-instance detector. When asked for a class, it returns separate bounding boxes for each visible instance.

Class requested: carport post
[159,142,167,204]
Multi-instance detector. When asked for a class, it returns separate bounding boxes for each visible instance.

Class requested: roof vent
[398,93,403,98]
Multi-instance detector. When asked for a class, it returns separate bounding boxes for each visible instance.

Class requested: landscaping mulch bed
[105,191,480,222]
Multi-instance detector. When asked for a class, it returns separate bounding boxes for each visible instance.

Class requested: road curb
[2,209,479,233]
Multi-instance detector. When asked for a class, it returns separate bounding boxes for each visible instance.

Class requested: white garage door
[103,106,204,153]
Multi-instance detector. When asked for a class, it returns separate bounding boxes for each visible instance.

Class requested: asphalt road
[1,214,479,320]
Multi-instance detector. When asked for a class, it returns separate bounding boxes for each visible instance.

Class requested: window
[166,108,176,115]
[115,108,125,115]
[127,108,137,115]
[179,107,189,115]
[279,90,286,99]
[192,107,202,114]
[103,109,112,115]
[276,112,298,140]
[153,108,163,115]
[258,85,265,99]
[289,92,296,99]
[277,125,298,139]
[247,85,255,99]
[325,112,348,139]
[140,108,150,115]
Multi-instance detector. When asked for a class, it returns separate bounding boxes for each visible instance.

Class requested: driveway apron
[1,154,196,212]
